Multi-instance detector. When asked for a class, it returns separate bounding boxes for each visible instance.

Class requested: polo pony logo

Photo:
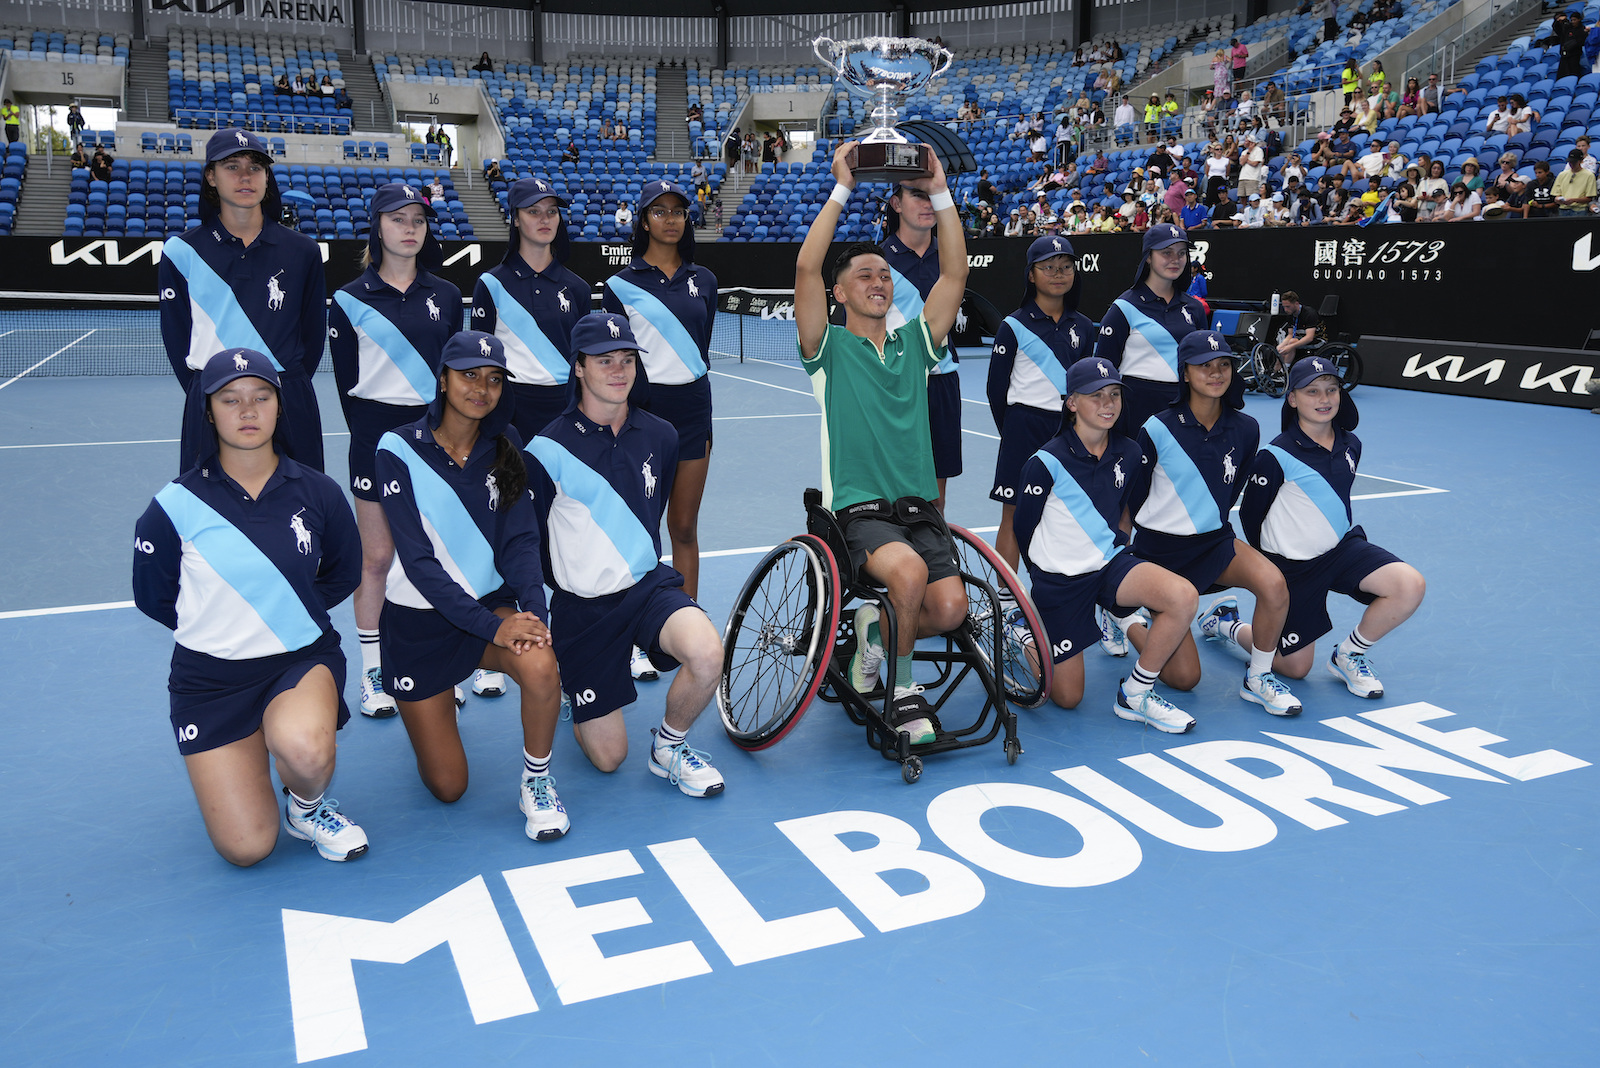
[232,351,249,371]
[401,185,415,199]
[478,337,492,357]
[266,271,286,311]
[1052,238,1063,251]
[607,319,621,338]
[687,277,700,298]
[1208,334,1220,350]
[1097,360,1110,378]
[290,509,312,554]
[557,290,571,312]
[486,473,500,510]
[235,131,249,147]
[425,296,440,321]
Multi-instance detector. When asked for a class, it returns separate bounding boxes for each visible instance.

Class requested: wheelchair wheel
[1318,343,1362,391]
[948,525,1053,710]
[1249,342,1286,397]
[719,536,841,751]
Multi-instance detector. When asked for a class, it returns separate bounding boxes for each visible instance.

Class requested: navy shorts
[341,396,428,501]
[1030,550,1144,663]
[167,627,349,756]
[1268,527,1401,654]
[1114,376,1180,438]
[380,588,517,702]
[551,563,703,722]
[1131,524,1239,595]
[927,370,962,479]
[842,511,960,587]
[991,404,1060,504]
[510,381,571,446]
[643,375,713,462]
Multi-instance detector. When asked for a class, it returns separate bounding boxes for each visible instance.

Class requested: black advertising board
[1359,336,1599,408]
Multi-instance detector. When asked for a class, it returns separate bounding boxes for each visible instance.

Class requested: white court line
[0,600,135,620]
[717,361,997,437]
[0,330,96,392]
[709,367,814,397]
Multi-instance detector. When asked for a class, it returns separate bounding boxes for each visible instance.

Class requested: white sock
[655,722,687,751]
[1338,626,1375,658]
[358,629,381,673]
[1123,661,1159,698]
[1249,644,1275,677]
[523,750,550,780]
[286,788,322,818]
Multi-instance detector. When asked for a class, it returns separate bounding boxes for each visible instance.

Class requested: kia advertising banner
[1359,336,1598,408]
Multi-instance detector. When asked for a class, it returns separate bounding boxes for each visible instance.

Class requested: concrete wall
[5,58,124,106]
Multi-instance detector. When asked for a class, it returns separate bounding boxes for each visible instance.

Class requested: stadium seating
[165,29,350,135]
[0,25,130,64]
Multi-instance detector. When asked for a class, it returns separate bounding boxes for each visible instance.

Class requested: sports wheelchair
[716,489,1051,783]
[1226,296,1363,398]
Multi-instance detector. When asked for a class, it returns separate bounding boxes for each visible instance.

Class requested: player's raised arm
[910,148,969,347]
[796,140,857,360]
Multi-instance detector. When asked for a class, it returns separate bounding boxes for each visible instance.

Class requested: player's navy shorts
[551,563,703,722]
[991,404,1061,503]
[1114,376,1180,438]
[341,396,429,501]
[928,369,962,479]
[167,627,349,756]
[510,382,571,447]
[839,497,960,586]
[643,375,712,462]
[1267,526,1401,654]
[1131,524,1239,595]
[380,587,518,701]
[1030,550,1145,663]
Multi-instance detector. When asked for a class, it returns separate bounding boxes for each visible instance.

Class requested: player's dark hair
[1282,290,1300,303]
[492,434,527,503]
[830,243,886,287]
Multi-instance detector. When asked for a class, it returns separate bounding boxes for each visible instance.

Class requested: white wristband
[829,184,852,206]
[930,190,955,211]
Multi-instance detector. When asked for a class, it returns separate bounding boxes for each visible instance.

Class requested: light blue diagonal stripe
[606,275,706,379]
[154,483,320,650]
[378,434,503,598]
[1006,315,1067,394]
[526,436,658,582]
[479,274,571,383]
[163,237,284,370]
[1037,450,1119,560]
[890,265,952,372]
[334,290,438,400]
[1114,298,1179,378]
[1264,444,1350,538]
[1142,417,1223,531]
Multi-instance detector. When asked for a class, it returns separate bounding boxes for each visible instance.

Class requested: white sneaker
[283,791,369,862]
[1198,596,1241,644]
[519,774,570,841]
[453,686,466,709]
[849,604,885,693]
[1098,608,1130,657]
[472,669,506,697]
[359,667,397,718]
[890,684,937,745]
[1328,647,1384,698]
[649,730,725,797]
[1114,684,1195,734]
[1241,670,1303,716]
[630,646,660,682]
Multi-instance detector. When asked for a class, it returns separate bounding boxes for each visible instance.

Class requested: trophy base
[849,141,934,184]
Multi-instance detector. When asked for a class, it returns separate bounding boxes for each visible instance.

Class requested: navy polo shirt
[330,267,462,406]
[602,258,717,386]
[1094,281,1209,385]
[159,220,327,386]
[1240,424,1363,560]
[472,256,590,387]
[1013,426,1147,579]
[133,455,360,659]
[987,297,1094,426]
[526,403,679,599]
[882,232,956,373]
[1131,403,1260,538]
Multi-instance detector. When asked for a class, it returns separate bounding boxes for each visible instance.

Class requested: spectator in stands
[1324,187,1357,224]
[1179,187,1209,229]
[1353,96,1380,136]
[1264,191,1290,226]
[275,74,293,96]
[1060,202,1087,234]
[472,52,494,73]
[958,100,981,131]
[1202,142,1231,205]
[428,178,445,208]
[436,128,453,167]
[1480,185,1512,219]
[1145,140,1175,182]
[1028,128,1048,163]
[484,159,504,184]
[1230,37,1250,83]
[1484,96,1512,135]
[1505,93,1538,137]
[1366,60,1387,102]
[1524,161,1557,217]
[1419,72,1440,116]
[614,201,633,230]
[1212,49,1231,98]
[1586,18,1600,73]
[1011,113,1031,140]
[1163,169,1190,214]
[1199,89,1219,137]
[160,129,326,474]
[1210,186,1240,229]
[69,143,89,171]
[1340,59,1362,105]
[1131,198,1151,232]
[1414,186,1446,221]
[1263,81,1286,124]
[1290,181,1323,225]
[1499,173,1530,218]
[1574,136,1596,177]
[1113,94,1137,143]
[1238,192,1266,229]
[741,132,757,173]
[1458,160,1484,193]
[1543,11,1586,79]
[1238,134,1266,200]
[1236,88,1257,126]
[1388,181,1420,222]
[334,86,352,110]
[1315,0,1338,42]
[1117,189,1140,225]
[1552,149,1598,213]
[1162,92,1181,130]
[293,74,310,95]
[1324,130,1359,178]
[1038,196,1062,232]
[320,75,336,97]
[1491,154,1520,195]
[1144,95,1162,137]
[90,148,114,183]
[724,127,740,169]
[1438,182,1482,222]
[1417,159,1448,198]
[1280,151,1306,187]
[976,169,998,206]
[1005,208,1025,237]
[67,104,86,148]
[612,121,628,143]
[600,117,614,140]
[562,139,580,164]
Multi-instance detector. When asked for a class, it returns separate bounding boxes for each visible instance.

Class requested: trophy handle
[931,47,953,81]
[813,37,840,75]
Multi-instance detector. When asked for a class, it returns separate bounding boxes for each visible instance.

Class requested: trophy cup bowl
[814,35,954,183]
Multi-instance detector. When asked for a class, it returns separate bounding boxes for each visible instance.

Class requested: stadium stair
[702,168,757,242]
[451,171,504,238]
[12,154,71,236]
[123,38,171,125]
[339,49,395,134]
[1448,4,1554,82]
[653,65,690,162]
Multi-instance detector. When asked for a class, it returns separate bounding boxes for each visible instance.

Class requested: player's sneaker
[1198,596,1241,644]
[890,685,937,745]
[453,686,466,709]
[519,774,570,841]
[849,603,885,693]
[1098,608,1130,657]
[1114,683,1195,734]
[630,646,659,682]
[472,669,506,698]
[283,790,369,862]
[1241,671,1303,716]
[359,667,397,718]
[1328,647,1384,699]
[649,730,725,797]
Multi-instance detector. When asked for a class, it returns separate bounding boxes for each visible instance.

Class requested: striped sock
[1123,661,1160,698]
[655,722,687,752]
[523,750,550,780]
[286,789,322,818]
[358,629,381,674]
[1338,626,1374,658]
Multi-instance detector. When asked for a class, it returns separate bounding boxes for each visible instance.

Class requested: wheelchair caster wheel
[1004,737,1021,765]
[901,756,922,784]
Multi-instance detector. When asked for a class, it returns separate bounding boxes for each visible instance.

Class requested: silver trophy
[814,35,953,183]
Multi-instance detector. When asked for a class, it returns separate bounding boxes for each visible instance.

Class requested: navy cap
[508,176,567,210]
[367,182,442,270]
[1177,330,1232,365]
[1283,352,1360,431]
[1143,222,1191,253]
[1026,234,1075,266]
[638,179,690,214]
[1286,352,1345,392]
[371,181,437,218]
[440,330,513,376]
[1066,356,1122,396]
[205,128,272,164]
[570,312,647,356]
[201,348,280,394]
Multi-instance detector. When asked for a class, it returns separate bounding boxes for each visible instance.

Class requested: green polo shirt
[802,316,941,510]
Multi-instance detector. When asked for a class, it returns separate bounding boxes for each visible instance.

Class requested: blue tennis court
[2,355,1596,1067]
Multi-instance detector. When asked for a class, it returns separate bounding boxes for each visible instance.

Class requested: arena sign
[1360,336,1599,408]
[149,0,347,25]
[280,702,1587,1062]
